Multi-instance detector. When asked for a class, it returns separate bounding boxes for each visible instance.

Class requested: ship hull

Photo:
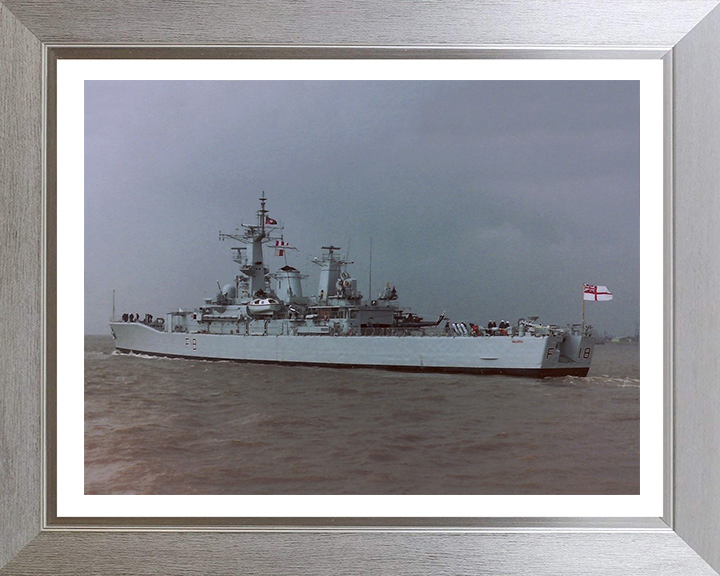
[110,322,593,378]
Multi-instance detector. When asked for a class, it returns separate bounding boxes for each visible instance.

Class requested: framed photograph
[2,2,720,575]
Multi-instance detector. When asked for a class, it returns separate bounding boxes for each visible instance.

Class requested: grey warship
[110,194,594,377]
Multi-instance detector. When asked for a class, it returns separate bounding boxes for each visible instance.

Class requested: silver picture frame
[2,1,720,574]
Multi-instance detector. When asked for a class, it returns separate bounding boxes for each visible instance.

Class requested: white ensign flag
[583,284,613,301]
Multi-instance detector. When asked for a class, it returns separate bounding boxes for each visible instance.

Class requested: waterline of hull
[114,347,590,377]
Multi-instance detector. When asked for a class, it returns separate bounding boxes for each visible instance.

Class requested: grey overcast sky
[85,80,639,336]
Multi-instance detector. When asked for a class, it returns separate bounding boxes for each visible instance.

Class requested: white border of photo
[59,59,663,517]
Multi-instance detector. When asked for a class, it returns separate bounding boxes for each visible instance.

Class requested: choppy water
[85,336,639,495]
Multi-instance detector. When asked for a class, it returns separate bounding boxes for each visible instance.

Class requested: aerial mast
[368,237,373,302]
[258,191,268,234]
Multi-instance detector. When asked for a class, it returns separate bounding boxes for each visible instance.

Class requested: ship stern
[554,333,594,376]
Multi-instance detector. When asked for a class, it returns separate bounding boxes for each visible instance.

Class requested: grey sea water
[85,336,639,495]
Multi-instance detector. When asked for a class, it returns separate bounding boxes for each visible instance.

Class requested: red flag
[274,239,287,256]
[265,216,277,225]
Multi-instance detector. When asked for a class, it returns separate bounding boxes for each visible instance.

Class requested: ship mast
[218,192,281,298]
[258,191,268,235]
[313,245,349,302]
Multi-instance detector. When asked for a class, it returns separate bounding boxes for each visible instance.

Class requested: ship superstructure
[110,194,594,377]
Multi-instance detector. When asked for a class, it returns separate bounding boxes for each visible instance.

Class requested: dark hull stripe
[115,348,590,378]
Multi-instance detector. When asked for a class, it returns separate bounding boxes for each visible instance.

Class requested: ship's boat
[247,298,283,316]
[110,194,595,377]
